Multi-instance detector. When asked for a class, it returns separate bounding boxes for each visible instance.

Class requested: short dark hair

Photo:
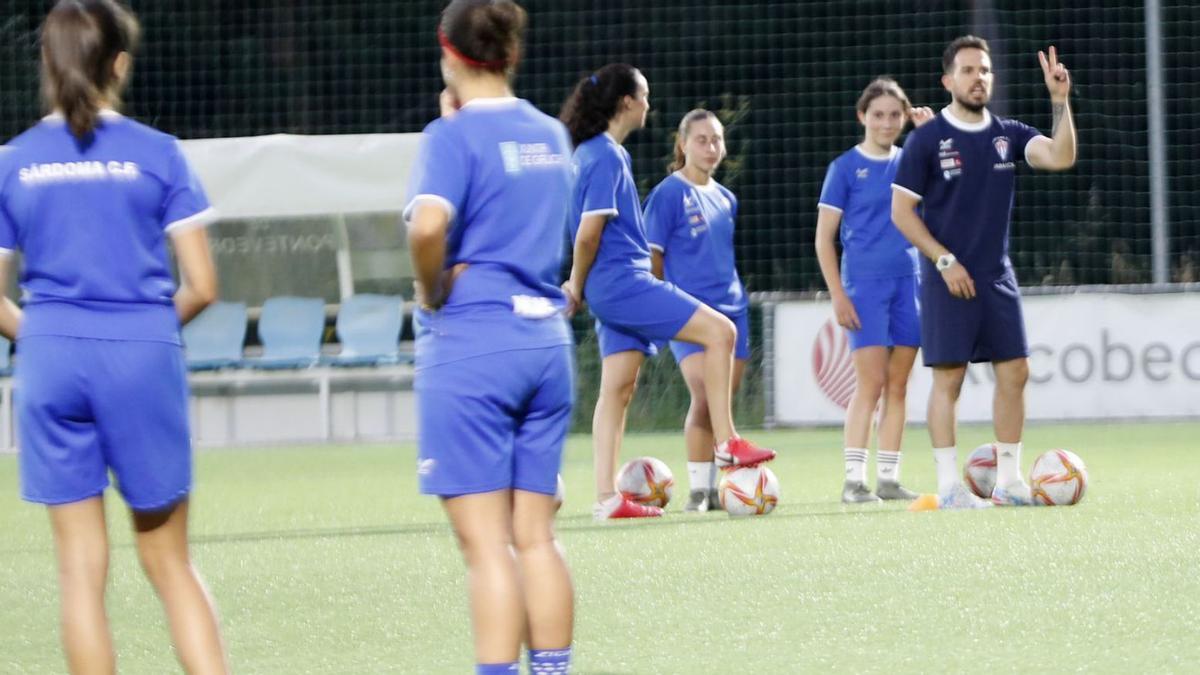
[943,35,990,73]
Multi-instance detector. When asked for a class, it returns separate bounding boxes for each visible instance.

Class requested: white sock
[843,447,868,484]
[688,462,714,492]
[995,441,1023,486]
[708,462,720,490]
[933,446,959,494]
[877,450,901,483]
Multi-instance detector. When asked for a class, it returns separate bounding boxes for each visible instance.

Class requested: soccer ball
[1030,449,1089,506]
[717,466,780,516]
[964,443,998,498]
[616,457,674,508]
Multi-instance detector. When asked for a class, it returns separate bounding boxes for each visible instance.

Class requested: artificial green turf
[1,422,1198,673]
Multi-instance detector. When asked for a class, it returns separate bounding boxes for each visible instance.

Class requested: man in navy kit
[891,36,1077,508]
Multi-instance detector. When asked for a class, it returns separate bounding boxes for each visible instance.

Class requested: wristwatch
[935,253,957,271]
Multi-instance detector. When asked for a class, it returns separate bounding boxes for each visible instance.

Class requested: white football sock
[688,461,713,492]
[876,449,901,482]
[995,441,1023,486]
[934,446,959,494]
[843,447,868,484]
[708,462,720,489]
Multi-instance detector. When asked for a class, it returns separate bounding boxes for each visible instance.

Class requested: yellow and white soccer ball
[1030,449,1089,506]
[616,457,674,508]
[718,466,780,516]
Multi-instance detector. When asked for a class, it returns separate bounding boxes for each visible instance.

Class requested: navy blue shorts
[844,275,921,351]
[669,309,750,362]
[920,270,1028,367]
[415,345,574,497]
[18,336,192,511]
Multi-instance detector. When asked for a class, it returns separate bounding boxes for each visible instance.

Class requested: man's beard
[954,92,988,113]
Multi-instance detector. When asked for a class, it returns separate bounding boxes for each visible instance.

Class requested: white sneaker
[938,482,994,510]
[991,480,1036,506]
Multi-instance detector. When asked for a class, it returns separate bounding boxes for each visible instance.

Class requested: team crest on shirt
[993,136,1010,161]
[855,168,869,180]
[993,136,1016,170]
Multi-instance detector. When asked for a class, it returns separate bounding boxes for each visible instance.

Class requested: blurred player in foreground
[405,1,575,672]
[0,1,227,672]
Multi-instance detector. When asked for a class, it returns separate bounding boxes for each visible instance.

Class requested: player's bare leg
[928,364,988,508]
[843,346,886,503]
[679,354,746,511]
[875,346,919,500]
[132,500,229,675]
[49,497,115,675]
[990,357,1034,505]
[592,351,660,518]
[675,306,774,467]
[443,490,524,665]
[512,490,573,651]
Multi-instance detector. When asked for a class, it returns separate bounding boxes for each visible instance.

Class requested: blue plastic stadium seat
[324,294,408,367]
[246,296,326,370]
[182,302,248,371]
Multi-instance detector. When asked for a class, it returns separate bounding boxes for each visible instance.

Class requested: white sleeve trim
[403,194,456,226]
[890,184,923,202]
[647,243,665,253]
[165,207,218,234]
[0,247,14,258]
[580,208,618,220]
[1025,135,1052,166]
[817,202,844,214]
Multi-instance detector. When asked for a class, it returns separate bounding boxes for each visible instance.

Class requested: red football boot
[715,437,776,470]
[593,494,664,520]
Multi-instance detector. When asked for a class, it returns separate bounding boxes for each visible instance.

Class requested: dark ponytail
[559,63,641,147]
[40,0,139,142]
[439,0,526,75]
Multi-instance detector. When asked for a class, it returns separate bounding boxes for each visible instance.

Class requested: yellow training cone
[908,493,940,512]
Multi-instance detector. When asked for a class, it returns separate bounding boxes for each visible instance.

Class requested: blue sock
[476,662,518,674]
[530,647,572,674]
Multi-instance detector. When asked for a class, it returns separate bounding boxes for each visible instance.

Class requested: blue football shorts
[843,275,921,351]
[18,335,192,511]
[415,344,574,497]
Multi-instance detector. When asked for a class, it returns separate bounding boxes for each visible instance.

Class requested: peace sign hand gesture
[1038,46,1071,102]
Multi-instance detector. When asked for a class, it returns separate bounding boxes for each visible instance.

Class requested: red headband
[437,26,509,70]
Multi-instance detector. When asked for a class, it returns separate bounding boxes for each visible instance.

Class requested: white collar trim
[43,108,123,122]
[941,106,992,132]
[672,170,720,192]
[459,96,520,109]
[853,144,899,160]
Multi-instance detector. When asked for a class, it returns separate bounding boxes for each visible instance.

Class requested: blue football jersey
[892,108,1042,281]
[818,146,919,281]
[404,98,574,366]
[643,172,747,315]
[0,110,215,343]
[567,133,652,303]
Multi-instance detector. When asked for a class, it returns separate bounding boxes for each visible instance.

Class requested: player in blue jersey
[642,109,749,512]
[0,2,229,673]
[815,79,933,505]
[892,36,1076,509]
[404,2,575,673]
[560,66,776,521]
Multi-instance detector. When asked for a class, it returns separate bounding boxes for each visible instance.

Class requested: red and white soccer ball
[717,466,780,517]
[1030,449,1089,506]
[616,457,674,508]
[964,443,998,499]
